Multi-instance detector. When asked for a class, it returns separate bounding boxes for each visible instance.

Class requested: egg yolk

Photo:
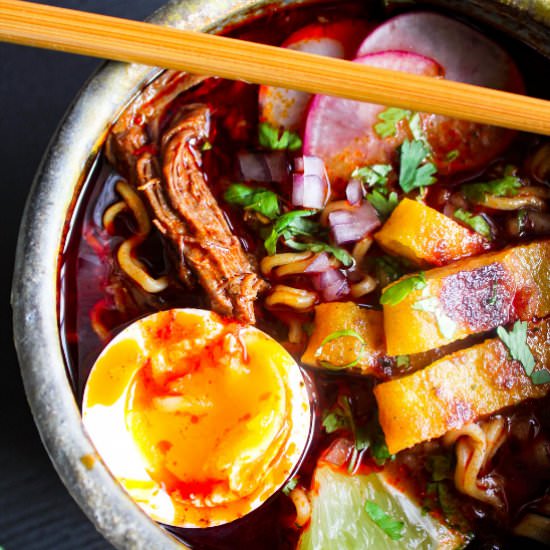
[84,309,310,528]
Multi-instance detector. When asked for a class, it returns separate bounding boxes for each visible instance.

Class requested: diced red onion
[328,202,381,245]
[238,151,288,182]
[292,155,330,209]
[292,173,326,209]
[312,268,350,302]
[265,152,289,182]
[304,252,331,273]
[346,178,363,205]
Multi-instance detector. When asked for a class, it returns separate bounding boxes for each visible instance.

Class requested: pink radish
[259,19,370,132]
[304,51,443,184]
[355,12,524,174]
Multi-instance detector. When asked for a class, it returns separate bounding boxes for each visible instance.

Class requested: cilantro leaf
[453,208,492,239]
[496,321,536,376]
[399,140,437,193]
[366,416,393,466]
[373,255,408,285]
[352,164,393,187]
[531,369,550,385]
[380,272,427,306]
[322,396,367,452]
[264,210,318,255]
[322,409,351,433]
[224,183,280,220]
[285,239,354,267]
[282,476,298,496]
[367,190,399,219]
[365,501,405,541]
[258,122,302,151]
[408,112,432,151]
[374,107,412,139]
[461,175,522,203]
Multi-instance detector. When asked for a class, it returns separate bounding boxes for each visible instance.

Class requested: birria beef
[106,71,267,323]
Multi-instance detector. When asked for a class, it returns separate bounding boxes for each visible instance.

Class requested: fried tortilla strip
[382,239,550,355]
[375,198,490,267]
[375,318,550,455]
[301,302,385,374]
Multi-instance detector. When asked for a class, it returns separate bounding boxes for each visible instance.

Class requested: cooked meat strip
[105,72,267,323]
[105,71,207,184]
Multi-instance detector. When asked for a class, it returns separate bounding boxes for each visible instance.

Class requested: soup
[60,2,550,548]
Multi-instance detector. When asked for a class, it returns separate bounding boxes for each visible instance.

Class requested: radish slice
[356,12,522,90]
[356,12,524,174]
[259,19,370,131]
[304,51,442,183]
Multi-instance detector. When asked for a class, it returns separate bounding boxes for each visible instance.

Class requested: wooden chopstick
[1,0,550,135]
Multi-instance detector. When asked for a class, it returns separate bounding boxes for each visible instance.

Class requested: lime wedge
[299,465,467,550]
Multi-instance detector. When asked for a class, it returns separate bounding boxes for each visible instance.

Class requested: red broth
[59,2,550,548]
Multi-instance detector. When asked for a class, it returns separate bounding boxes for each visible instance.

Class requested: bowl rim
[11,0,550,548]
[10,0,313,548]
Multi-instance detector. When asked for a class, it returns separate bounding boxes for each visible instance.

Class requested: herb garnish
[264,210,318,255]
[497,321,535,376]
[461,174,521,203]
[224,183,280,220]
[323,397,392,469]
[453,208,492,239]
[364,501,405,541]
[497,320,550,385]
[374,107,412,138]
[315,329,366,370]
[373,255,408,286]
[399,140,437,193]
[351,163,398,219]
[380,272,427,306]
[285,239,354,267]
[282,476,298,496]
[367,190,399,219]
[258,122,302,151]
[531,370,550,385]
[352,164,393,187]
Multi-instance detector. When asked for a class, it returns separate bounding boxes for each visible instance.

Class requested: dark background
[1,2,164,548]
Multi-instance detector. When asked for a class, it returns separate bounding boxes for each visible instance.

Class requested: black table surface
[1,2,165,548]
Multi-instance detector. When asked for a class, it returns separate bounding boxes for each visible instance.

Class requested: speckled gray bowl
[11,0,550,548]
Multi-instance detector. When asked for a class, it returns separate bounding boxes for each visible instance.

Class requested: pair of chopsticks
[1,0,550,135]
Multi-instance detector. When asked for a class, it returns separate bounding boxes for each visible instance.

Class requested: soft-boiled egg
[82,308,312,528]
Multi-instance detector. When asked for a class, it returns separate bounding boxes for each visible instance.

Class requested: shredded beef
[105,71,267,323]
